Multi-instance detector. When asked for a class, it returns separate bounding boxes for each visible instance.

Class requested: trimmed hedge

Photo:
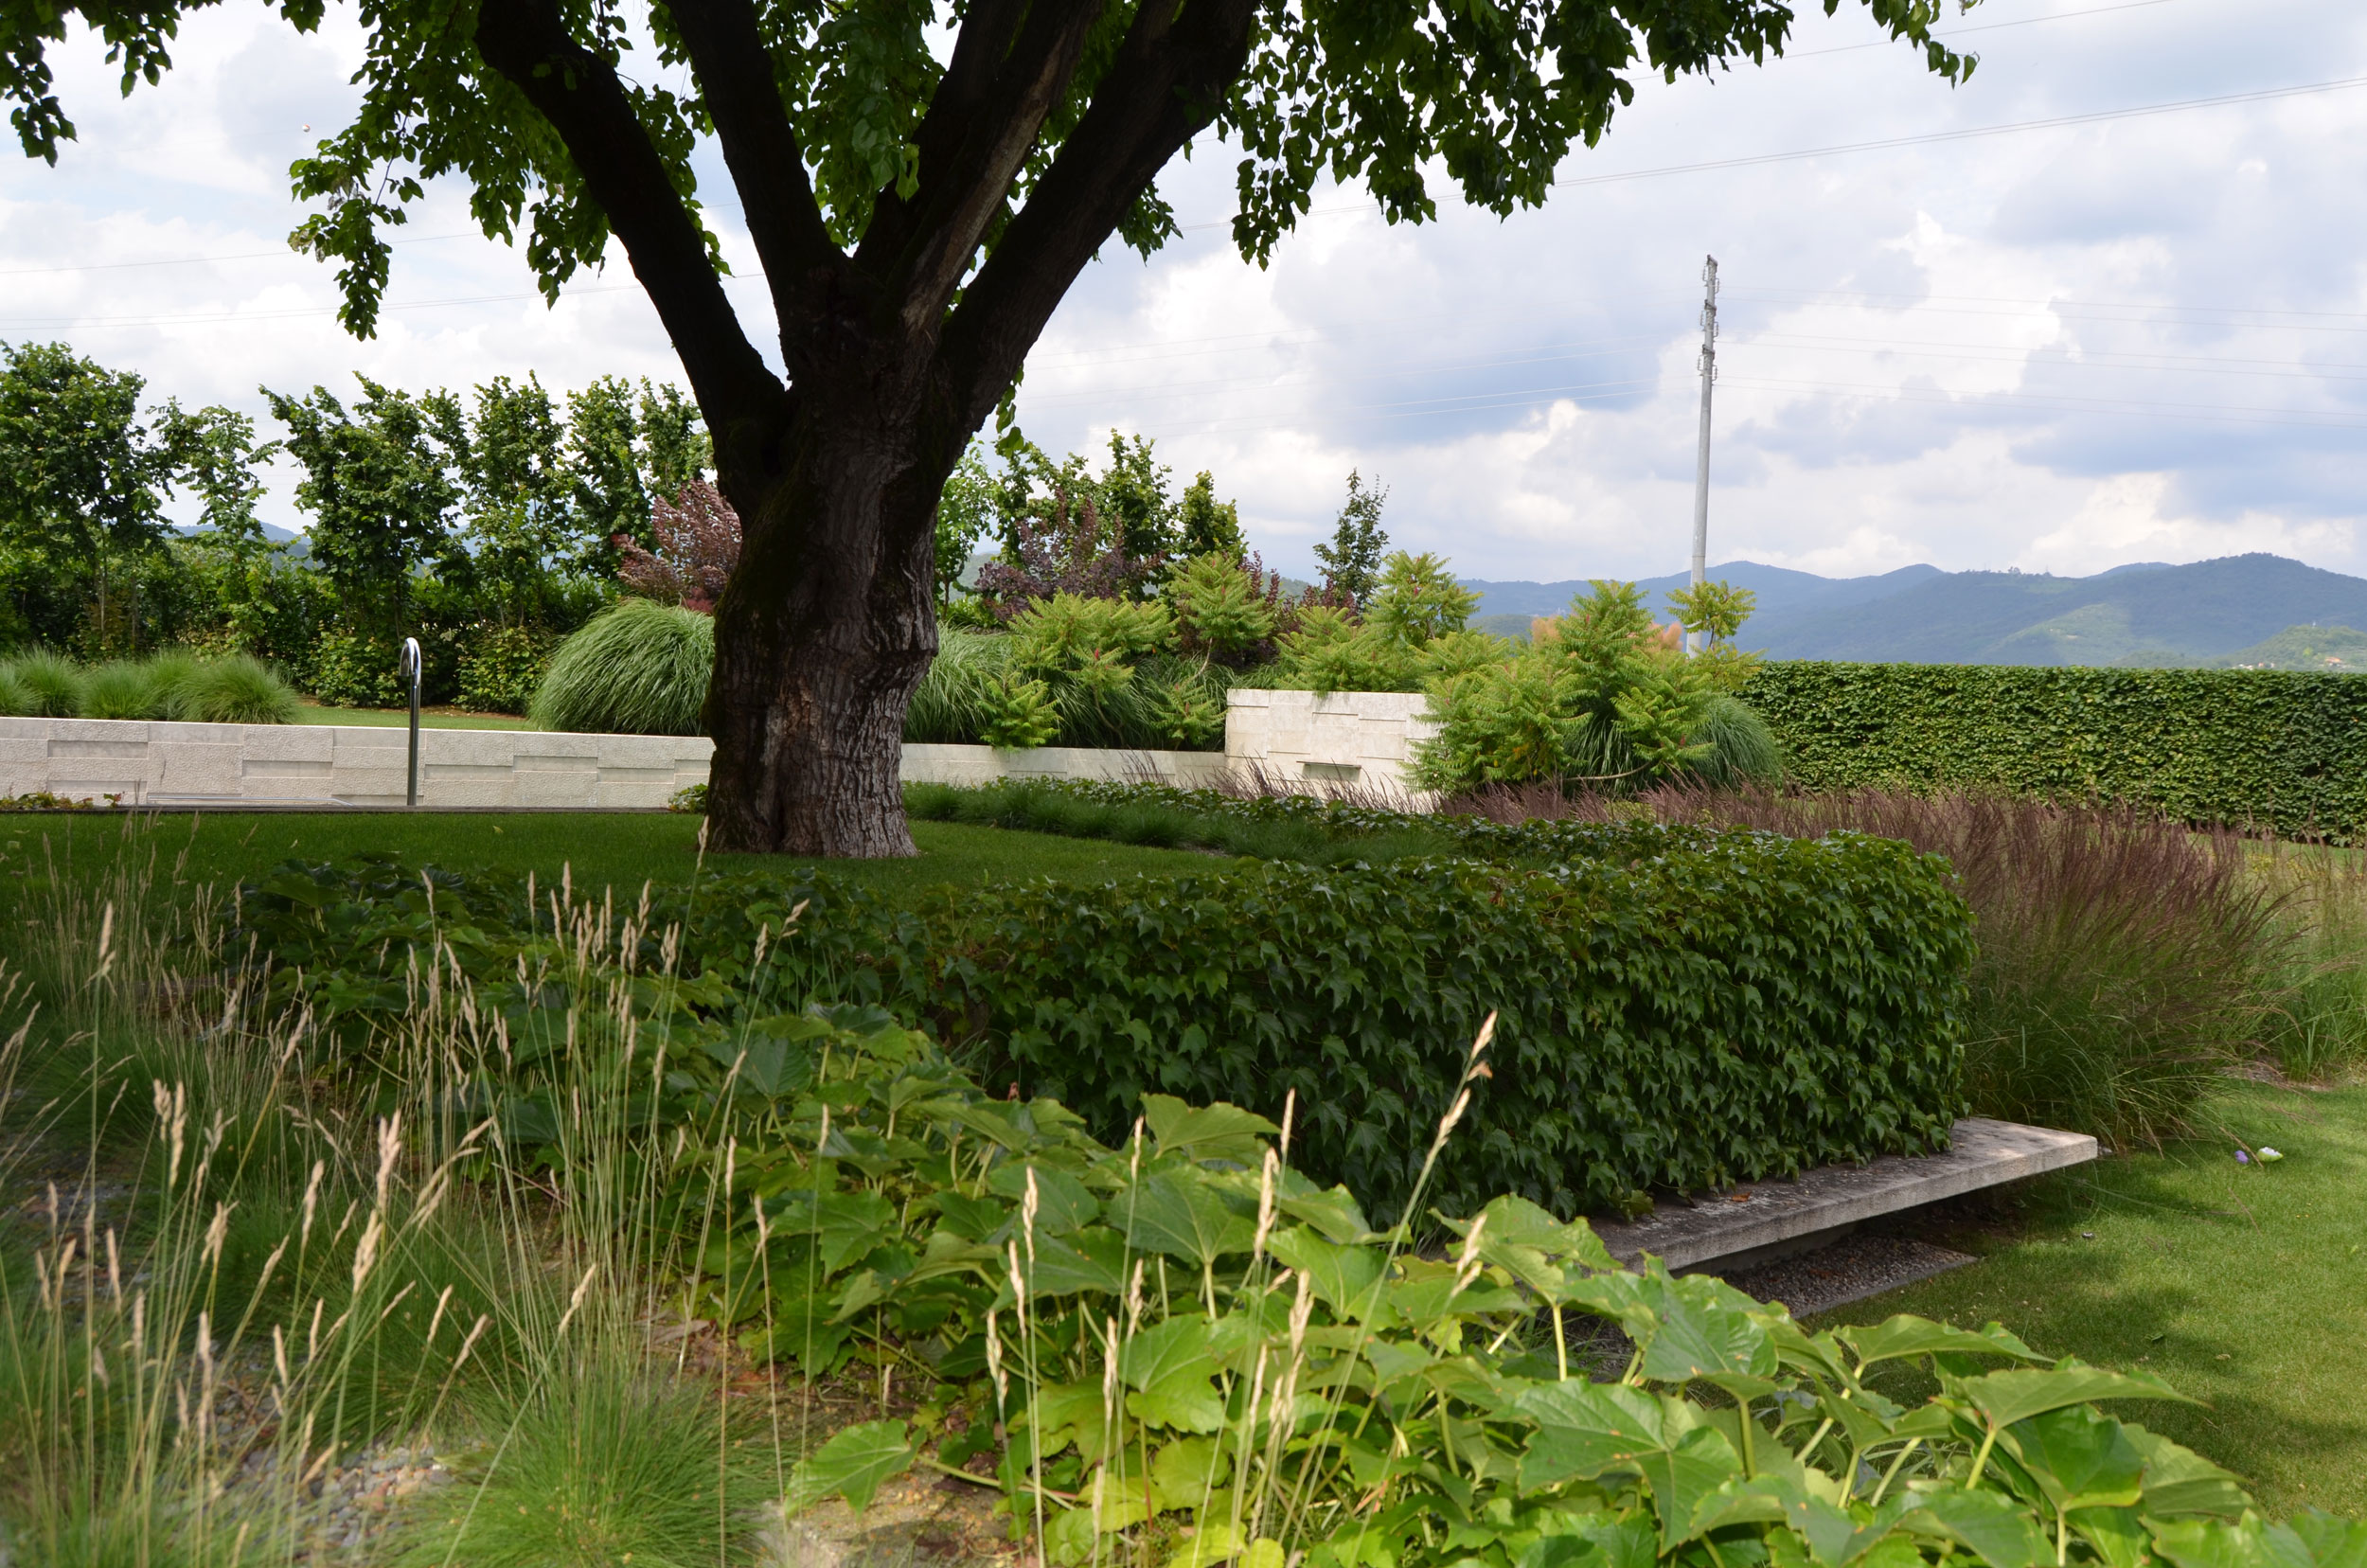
[240,811,1974,1222]
[1745,660,2367,840]
[947,836,1971,1220]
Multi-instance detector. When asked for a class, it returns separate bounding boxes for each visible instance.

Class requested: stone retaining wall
[0,719,713,808]
[3,690,1428,808]
[1222,688,1435,796]
[0,719,1240,808]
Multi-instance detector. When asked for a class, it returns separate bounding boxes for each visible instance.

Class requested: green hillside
[2190,624,2367,672]
[1743,554,2367,666]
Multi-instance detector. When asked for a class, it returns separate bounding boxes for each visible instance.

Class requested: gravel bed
[1715,1232,1977,1318]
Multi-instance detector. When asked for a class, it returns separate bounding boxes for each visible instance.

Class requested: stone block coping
[1589,1117,2096,1274]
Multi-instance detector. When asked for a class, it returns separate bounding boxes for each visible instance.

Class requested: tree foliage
[1312,469,1389,604]
[0,341,268,651]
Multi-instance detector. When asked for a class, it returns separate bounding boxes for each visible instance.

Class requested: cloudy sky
[4,0,2363,585]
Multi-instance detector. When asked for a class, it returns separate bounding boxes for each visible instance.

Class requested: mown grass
[1818,1078,2367,1517]
[0,809,1237,913]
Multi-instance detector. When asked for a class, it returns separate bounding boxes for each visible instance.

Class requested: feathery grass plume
[530,598,716,736]
[5,649,85,716]
[2251,837,2367,1078]
[79,659,161,720]
[180,654,301,724]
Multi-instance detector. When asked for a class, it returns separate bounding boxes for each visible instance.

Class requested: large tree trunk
[701,386,958,858]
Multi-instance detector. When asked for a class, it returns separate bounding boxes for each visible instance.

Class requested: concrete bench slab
[1591,1117,2095,1274]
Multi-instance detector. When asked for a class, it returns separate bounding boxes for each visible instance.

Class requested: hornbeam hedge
[1744,661,2367,840]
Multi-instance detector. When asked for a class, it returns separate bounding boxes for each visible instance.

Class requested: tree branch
[855,0,1110,336]
[663,0,848,340]
[935,0,1257,423]
[474,0,784,444]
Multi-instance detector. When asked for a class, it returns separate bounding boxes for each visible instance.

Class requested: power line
[1177,72,2367,233]
[1727,286,2367,328]
[1786,0,2183,60]
[0,230,476,278]
[1732,330,2367,382]
[1720,373,2367,430]
[1023,330,1675,406]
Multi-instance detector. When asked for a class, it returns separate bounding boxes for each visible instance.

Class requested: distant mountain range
[1462,554,2367,668]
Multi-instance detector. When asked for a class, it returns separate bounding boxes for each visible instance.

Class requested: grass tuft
[80,659,164,720]
[181,654,302,724]
[6,649,87,716]
[398,1364,759,1568]
[530,598,716,736]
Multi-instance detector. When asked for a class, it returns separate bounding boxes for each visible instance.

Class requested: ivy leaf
[1631,1272,1777,1391]
[784,1418,917,1514]
[1270,1225,1386,1318]
[2288,1513,2367,1568]
[2073,1506,2153,1568]
[1272,1167,1373,1243]
[1635,1426,1745,1549]
[1026,1379,1111,1463]
[1515,1381,1688,1491]
[2151,1517,2323,1568]
[1020,1226,1130,1298]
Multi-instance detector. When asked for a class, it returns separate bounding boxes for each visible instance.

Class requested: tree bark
[700,366,960,857]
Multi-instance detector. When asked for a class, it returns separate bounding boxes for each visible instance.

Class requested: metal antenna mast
[1688,255,1719,654]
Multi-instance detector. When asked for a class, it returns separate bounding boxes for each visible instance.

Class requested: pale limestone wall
[1223,688,1437,796]
[0,719,712,808]
[0,719,1236,807]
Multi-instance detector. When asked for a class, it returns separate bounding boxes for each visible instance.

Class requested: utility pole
[1687,254,1719,655]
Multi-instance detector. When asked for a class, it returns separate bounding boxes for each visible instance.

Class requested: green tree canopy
[0,341,265,650]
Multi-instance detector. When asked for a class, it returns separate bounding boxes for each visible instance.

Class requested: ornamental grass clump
[180,653,303,724]
[2250,839,2367,1078]
[530,597,716,735]
[77,659,160,719]
[4,649,85,716]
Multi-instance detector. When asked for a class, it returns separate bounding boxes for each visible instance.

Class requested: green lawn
[1818,1078,2367,1517]
[0,809,1237,906]
[294,701,539,730]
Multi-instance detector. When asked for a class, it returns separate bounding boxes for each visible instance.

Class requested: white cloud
[5,0,2365,581]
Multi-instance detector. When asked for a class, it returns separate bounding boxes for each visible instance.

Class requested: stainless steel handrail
[398,637,422,808]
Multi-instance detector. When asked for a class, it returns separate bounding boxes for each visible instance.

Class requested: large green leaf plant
[687,1013,2323,1568]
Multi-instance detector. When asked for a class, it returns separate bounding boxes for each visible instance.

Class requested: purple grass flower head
[2234,1149,2251,1164]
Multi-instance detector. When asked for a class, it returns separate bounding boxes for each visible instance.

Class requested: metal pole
[1688,255,1719,655]
[400,637,422,808]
